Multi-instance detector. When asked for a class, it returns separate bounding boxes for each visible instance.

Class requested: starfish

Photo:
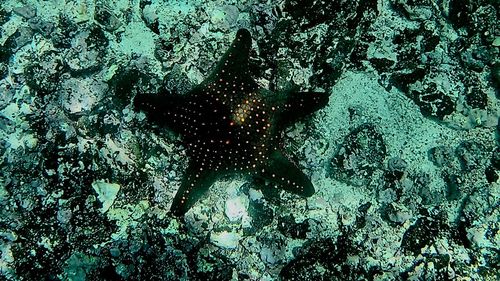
[134,29,329,216]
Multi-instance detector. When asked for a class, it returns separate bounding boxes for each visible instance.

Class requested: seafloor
[0,0,498,280]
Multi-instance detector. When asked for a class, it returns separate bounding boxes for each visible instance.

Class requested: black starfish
[134,29,329,216]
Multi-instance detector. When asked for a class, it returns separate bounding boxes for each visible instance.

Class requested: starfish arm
[134,92,190,134]
[276,91,329,129]
[203,28,258,92]
[259,150,315,197]
[170,164,217,216]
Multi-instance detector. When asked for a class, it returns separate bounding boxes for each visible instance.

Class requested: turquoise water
[0,0,498,280]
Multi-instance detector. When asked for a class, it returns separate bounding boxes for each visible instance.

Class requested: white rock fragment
[92,181,120,213]
[260,247,277,265]
[307,196,329,210]
[60,78,103,114]
[492,37,500,47]
[1,103,19,120]
[210,9,226,25]
[248,188,263,201]
[57,207,73,225]
[225,195,249,222]
[100,136,134,166]
[210,231,240,249]
[117,21,156,57]
[0,242,14,264]
[468,225,494,248]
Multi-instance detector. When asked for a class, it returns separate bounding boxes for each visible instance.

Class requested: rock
[210,231,241,249]
[409,83,456,120]
[330,123,386,186]
[59,77,106,115]
[92,181,121,213]
[393,0,434,21]
[260,246,277,265]
[400,214,446,254]
[225,195,249,222]
[95,5,121,32]
[247,200,273,230]
[28,18,56,37]
[12,5,36,19]
[387,157,407,172]
[455,141,489,171]
[280,237,365,280]
[24,52,65,96]
[428,146,455,167]
[66,25,109,75]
